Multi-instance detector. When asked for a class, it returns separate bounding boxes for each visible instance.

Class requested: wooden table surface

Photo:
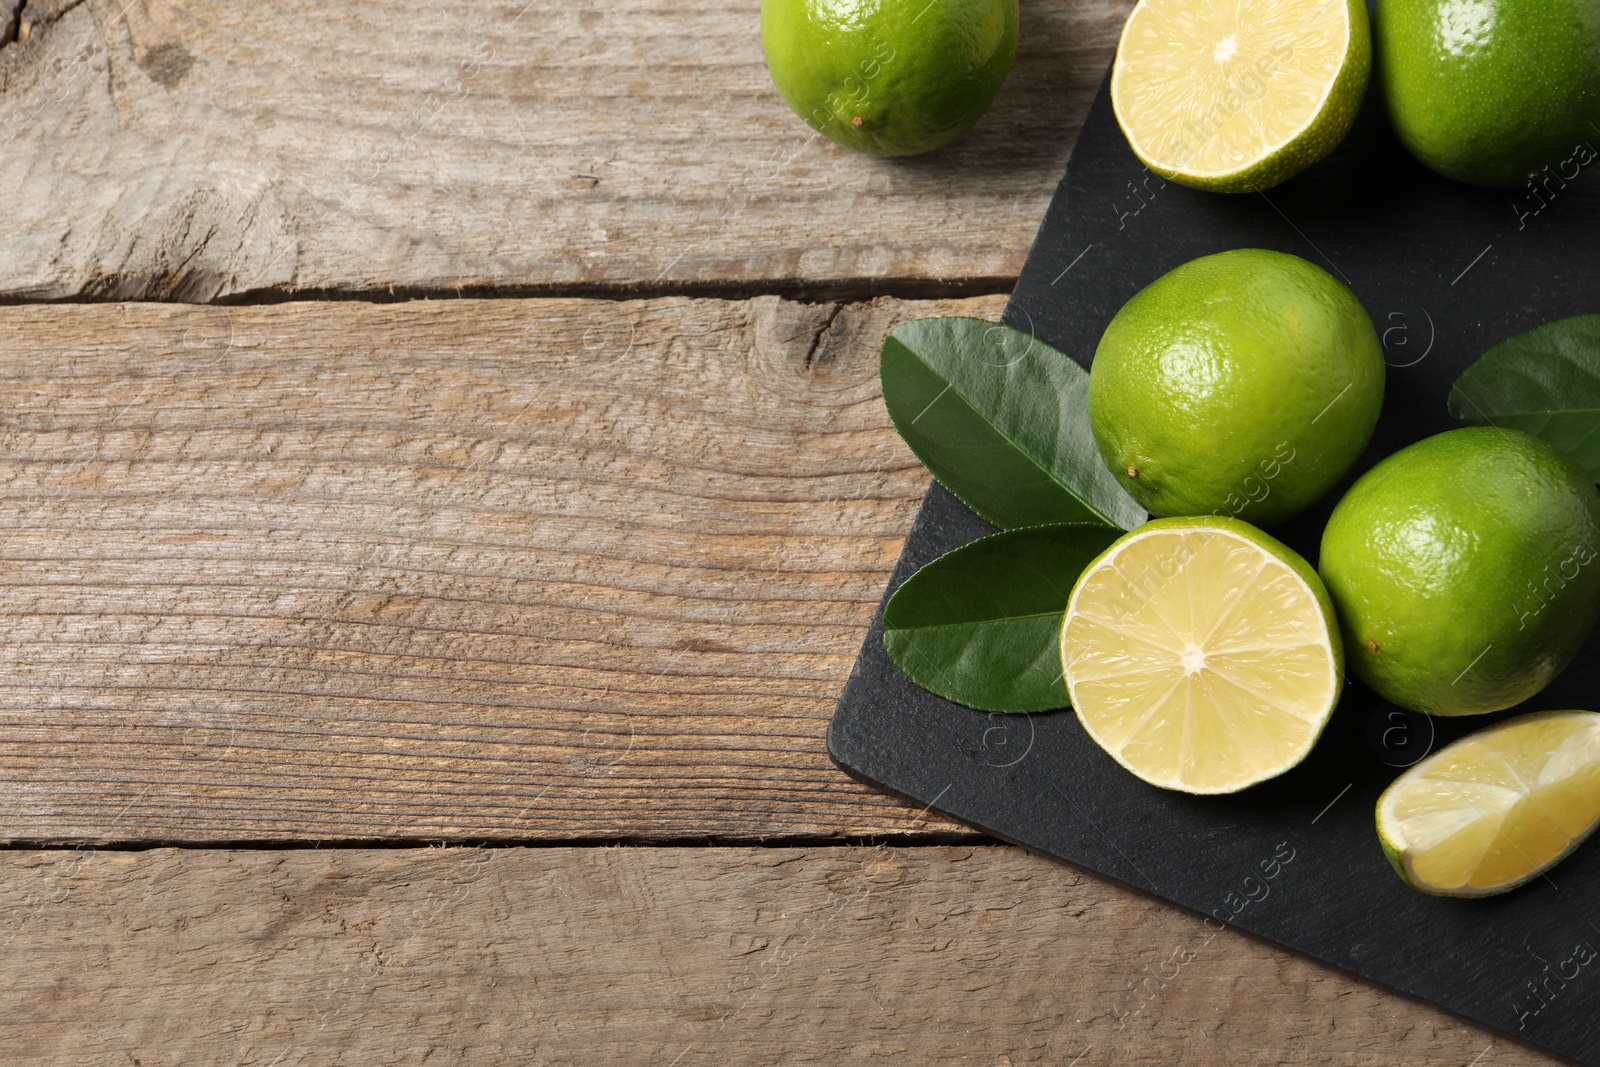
[0,1,1559,1062]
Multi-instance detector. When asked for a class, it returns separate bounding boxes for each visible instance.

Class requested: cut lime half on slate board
[828,67,1600,1065]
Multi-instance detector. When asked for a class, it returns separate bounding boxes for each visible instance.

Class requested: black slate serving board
[829,69,1600,1064]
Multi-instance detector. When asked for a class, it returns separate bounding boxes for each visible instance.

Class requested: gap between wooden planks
[0,843,1540,1066]
[0,294,1007,845]
[0,0,1133,301]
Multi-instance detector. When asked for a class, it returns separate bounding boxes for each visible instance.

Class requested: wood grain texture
[0,844,1547,1066]
[0,294,1007,844]
[0,1,21,46]
[0,0,1133,302]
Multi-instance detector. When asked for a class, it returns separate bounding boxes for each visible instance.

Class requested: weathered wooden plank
[0,844,1542,1065]
[0,0,1133,301]
[0,294,1004,843]
[0,2,21,46]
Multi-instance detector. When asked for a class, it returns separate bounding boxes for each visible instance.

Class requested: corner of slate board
[830,61,1600,1067]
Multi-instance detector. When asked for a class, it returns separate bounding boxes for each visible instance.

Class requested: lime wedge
[1060,516,1343,794]
[1377,710,1600,897]
[1110,0,1371,192]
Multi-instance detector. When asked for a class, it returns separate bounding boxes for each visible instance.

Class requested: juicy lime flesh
[1061,516,1341,794]
[1089,248,1384,527]
[760,0,1018,157]
[1320,427,1600,716]
[1111,0,1369,191]
[1377,0,1600,188]
[1379,711,1600,895]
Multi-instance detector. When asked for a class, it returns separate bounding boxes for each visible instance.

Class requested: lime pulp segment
[1111,0,1367,191]
[1378,710,1600,897]
[1061,518,1341,794]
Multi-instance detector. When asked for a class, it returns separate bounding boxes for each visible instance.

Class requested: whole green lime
[760,0,1018,157]
[1377,0,1600,188]
[1320,428,1600,716]
[1088,248,1385,527]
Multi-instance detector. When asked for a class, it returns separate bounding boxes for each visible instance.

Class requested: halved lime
[1110,0,1371,192]
[1060,516,1343,794]
[1377,710,1600,897]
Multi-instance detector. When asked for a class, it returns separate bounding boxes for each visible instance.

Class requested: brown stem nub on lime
[760,0,1018,157]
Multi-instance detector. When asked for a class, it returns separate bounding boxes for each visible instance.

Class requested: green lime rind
[1377,0,1600,189]
[760,0,1018,157]
[1089,249,1384,528]
[1320,428,1600,717]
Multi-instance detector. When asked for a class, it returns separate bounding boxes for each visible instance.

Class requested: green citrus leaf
[882,523,1121,713]
[881,317,1146,530]
[1448,314,1600,478]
